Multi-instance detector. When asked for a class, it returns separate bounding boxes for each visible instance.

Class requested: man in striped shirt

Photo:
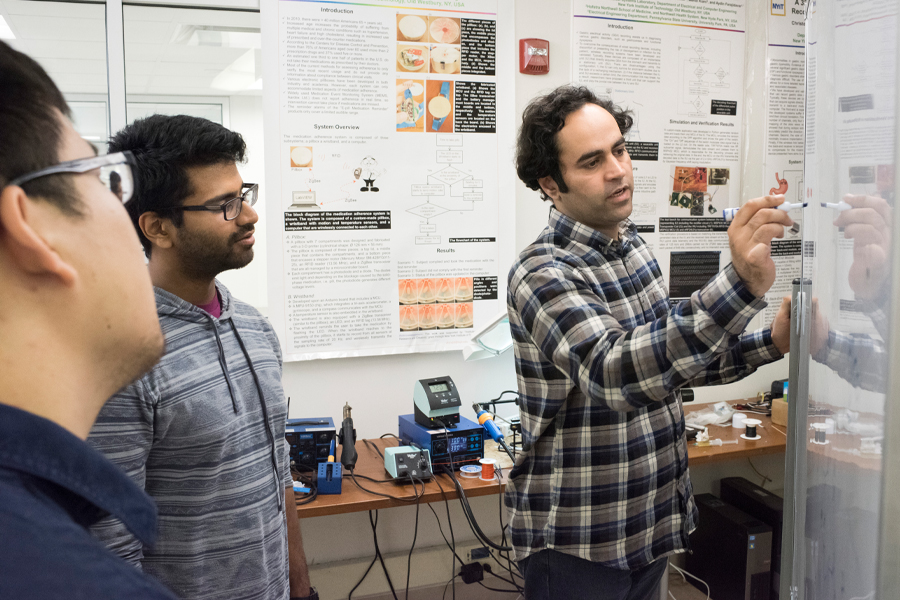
[88,116,314,600]
[506,85,792,599]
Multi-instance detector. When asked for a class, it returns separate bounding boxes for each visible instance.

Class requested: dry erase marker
[723,200,804,234]
[821,201,851,211]
[722,200,807,223]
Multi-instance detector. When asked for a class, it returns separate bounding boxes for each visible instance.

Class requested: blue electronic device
[316,461,342,495]
[398,413,484,471]
[285,417,336,470]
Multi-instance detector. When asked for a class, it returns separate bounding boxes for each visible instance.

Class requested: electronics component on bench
[413,376,462,428]
[338,402,358,470]
[473,403,516,462]
[459,465,481,478]
[384,446,433,480]
[316,461,342,495]
[398,413,484,470]
[285,417,335,470]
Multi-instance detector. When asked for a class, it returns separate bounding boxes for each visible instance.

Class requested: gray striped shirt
[89,282,292,600]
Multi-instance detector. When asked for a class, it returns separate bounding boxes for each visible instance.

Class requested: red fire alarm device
[519,38,549,75]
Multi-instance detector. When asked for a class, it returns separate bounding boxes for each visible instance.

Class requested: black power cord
[442,466,512,552]
[371,510,399,600]
[489,469,524,592]
[432,475,457,600]
[347,510,400,600]
[404,474,423,600]
[341,434,519,598]
[290,464,318,506]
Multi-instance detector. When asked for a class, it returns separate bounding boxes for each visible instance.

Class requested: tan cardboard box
[771,397,789,427]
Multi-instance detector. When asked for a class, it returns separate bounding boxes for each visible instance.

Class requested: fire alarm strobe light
[519,38,549,75]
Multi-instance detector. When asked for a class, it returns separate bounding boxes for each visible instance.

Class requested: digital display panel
[449,437,467,453]
[429,382,450,393]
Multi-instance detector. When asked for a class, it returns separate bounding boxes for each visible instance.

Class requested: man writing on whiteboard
[87,115,315,600]
[506,85,792,599]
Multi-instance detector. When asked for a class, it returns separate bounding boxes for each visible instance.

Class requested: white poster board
[572,0,748,304]
[761,2,806,323]
[572,0,807,320]
[262,0,515,361]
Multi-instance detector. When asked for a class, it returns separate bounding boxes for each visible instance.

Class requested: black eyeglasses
[169,183,258,221]
[8,151,136,203]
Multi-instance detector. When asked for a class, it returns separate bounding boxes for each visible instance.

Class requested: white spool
[741,418,762,440]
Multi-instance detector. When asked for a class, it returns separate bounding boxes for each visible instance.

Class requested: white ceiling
[0,0,261,97]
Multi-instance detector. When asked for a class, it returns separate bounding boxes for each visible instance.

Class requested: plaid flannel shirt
[505,207,783,569]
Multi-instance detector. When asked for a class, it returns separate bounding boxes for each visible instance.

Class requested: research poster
[825,0,896,333]
[262,0,515,361]
[761,1,805,325]
[572,0,747,304]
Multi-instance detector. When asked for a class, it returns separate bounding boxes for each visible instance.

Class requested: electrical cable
[442,575,460,600]
[442,423,459,472]
[349,471,424,502]
[747,457,772,487]
[433,475,457,600]
[473,402,518,461]
[347,552,378,600]
[496,437,517,463]
[349,472,399,484]
[425,503,464,563]
[404,474,422,600]
[364,439,385,461]
[348,510,392,600]
[476,577,521,593]
[290,465,318,506]
[488,390,519,403]
[442,466,513,552]
[369,509,399,600]
[481,563,523,590]
[492,469,524,591]
[669,564,709,600]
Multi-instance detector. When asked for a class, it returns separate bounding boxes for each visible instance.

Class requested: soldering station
[286,375,796,600]
[286,375,524,597]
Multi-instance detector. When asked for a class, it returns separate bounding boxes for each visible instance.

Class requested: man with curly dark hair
[505,84,793,599]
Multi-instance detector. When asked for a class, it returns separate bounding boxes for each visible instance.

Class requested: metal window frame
[876,9,900,594]
[104,0,257,134]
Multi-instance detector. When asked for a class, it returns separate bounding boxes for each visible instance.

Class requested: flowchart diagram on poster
[286,135,484,245]
[678,29,733,117]
[406,134,484,245]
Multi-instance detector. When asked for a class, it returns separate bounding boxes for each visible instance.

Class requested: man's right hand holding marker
[728,194,795,298]
[727,194,795,354]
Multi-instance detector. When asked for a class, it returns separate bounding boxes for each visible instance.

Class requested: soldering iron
[339,402,358,470]
[473,403,516,463]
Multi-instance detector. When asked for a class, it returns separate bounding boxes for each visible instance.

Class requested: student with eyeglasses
[0,41,176,599]
[87,115,316,600]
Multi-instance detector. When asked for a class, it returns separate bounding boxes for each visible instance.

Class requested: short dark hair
[0,41,80,214]
[109,115,247,256]
[516,85,633,201]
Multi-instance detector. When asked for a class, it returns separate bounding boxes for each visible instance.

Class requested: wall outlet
[466,546,491,564]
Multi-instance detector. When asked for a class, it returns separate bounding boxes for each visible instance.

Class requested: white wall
[219,94,270,310]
